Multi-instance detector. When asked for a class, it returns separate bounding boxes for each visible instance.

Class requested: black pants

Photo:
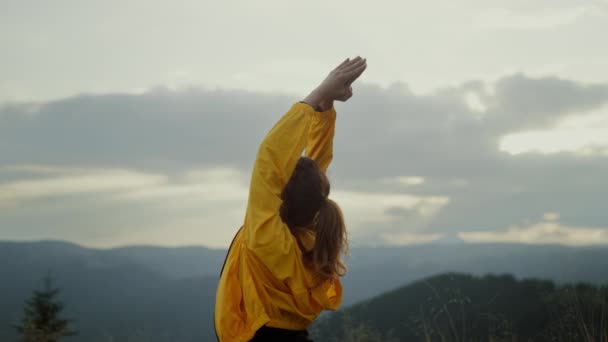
[250,326,313,342]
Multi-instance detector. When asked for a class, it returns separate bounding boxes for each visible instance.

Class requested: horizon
[3,237,608,251]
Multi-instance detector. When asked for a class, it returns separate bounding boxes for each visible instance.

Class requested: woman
[215,56,368,342]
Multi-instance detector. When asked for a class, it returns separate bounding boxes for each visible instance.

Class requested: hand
[317,56,366,102]
[302,56,367,108]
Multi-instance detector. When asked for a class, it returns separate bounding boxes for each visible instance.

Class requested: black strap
[219,226,243,277]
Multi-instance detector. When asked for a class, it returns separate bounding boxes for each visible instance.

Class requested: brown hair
[279,157,348,280]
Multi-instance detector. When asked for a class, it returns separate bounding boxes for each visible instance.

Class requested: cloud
[113,169,248,205]
[331,190,450,238]
[394,176,426,186]
[459,217,608,246]
[2,74,607,177]
[499,105,608,155]
[0,168,166,207]
[543,212,560,221]
[2,74,608,246]
[0,164,87,175]
[380,232,444,245]
[484,74,608,133]
[0,166,250,247]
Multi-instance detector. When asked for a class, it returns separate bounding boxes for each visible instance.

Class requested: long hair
[279,157,348,280]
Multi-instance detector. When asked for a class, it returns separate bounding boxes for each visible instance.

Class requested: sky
[1,0,608,248]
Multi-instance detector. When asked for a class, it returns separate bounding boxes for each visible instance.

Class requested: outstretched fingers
[337,56,363,72]
[341,58,366,74]
[343,62,367,85]
[334,58,351,71]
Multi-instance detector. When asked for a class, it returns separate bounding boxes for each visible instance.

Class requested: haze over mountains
[2,240,608,341]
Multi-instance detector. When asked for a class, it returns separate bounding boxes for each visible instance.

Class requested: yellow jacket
[214,102,343,341]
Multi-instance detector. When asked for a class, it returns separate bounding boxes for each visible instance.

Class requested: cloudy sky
[1,0,608,248]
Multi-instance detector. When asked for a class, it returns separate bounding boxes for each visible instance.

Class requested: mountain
[2,240,608,341]
[341,243,608,306]
[0,240,219,341]
[312,273,608,341]
[103,244,226,279]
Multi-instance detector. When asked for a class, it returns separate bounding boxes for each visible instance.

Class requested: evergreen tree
[13,273,77,342]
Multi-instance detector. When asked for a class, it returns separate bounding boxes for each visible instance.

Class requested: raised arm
[305,104,336,173]
[304,56,365,172]
[243,57,367,277]
[246,102,314,223]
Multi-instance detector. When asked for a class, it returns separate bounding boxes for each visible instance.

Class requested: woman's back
[214,56,367,342]
[214,103,343,342]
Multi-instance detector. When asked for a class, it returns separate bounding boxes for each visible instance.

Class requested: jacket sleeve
[305,105,337,172]
[242,102,318,279]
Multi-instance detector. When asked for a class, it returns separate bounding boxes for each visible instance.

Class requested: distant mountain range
[0,240,219,341]
[1,240,607,341]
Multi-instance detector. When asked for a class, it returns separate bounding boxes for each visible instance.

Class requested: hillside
[312,273,608,341]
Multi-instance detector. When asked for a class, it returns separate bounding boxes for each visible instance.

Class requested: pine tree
[13,273,77,342]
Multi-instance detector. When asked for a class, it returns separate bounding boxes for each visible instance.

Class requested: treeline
[312,273,608,342]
